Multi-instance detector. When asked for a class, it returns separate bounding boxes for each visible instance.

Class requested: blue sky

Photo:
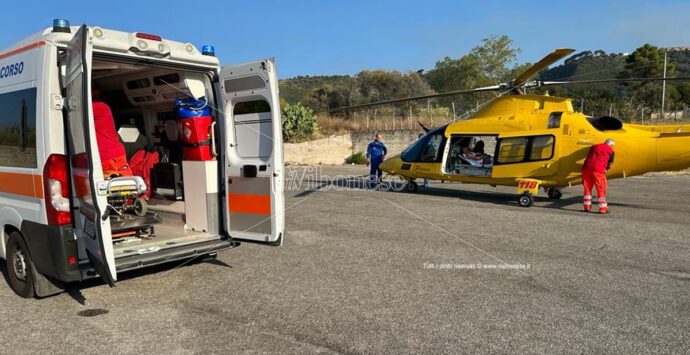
[1,0,689,78]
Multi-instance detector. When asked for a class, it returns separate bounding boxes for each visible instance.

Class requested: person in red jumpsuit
[92,83,133,178]
[582,139,615,214]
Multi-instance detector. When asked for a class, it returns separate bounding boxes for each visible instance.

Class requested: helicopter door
[492,131,559,179]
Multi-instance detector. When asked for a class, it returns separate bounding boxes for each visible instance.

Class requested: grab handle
[210,121,218,157]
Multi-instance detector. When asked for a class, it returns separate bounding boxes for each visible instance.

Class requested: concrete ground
[1,165,688,354]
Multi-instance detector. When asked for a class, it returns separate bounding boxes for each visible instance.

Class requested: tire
[547,188,563,199]
[518,193,534,208]
[5,232,35,298]
[134,198,148,217]
[405,180,418,193]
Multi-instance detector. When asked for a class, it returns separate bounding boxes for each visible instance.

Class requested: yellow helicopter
[332,49,690,207]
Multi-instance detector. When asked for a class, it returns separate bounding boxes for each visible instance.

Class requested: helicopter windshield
[401,124,448,162]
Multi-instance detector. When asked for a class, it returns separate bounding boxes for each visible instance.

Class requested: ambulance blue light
[201,45,215,56]
[52,19,71,33]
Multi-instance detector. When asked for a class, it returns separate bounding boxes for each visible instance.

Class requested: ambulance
[0,20,285,298]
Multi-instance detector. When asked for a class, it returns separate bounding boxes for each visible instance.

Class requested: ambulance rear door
[216,59,285,244]
[63,25,116,285]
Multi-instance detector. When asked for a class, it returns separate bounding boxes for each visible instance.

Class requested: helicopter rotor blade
[539,76,690,87]
[512,48,575,89]
[326,85,502,113]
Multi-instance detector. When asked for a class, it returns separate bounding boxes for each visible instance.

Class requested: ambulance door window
[232,99,272,159]
[0,88,37,168]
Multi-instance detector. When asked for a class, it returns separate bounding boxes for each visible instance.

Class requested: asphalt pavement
[0,166,688,354]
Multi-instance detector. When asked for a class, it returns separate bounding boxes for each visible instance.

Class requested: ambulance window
[232,100,272,159]
[234,100,271,115]
[496,137,527,164]
[224,75,266,93]
[529,136,554,161]
[0,88,37,168]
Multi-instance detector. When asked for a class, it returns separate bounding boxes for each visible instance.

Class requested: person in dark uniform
[366,133,387,183]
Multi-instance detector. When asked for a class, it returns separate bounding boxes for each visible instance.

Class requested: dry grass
[315,114,453,136]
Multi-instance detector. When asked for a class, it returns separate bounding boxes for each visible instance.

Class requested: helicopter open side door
[491,130,560,180]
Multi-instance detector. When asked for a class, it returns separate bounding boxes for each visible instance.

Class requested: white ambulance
[0,20,285,298]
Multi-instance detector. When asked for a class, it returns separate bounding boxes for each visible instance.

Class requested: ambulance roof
[2,26,219,68]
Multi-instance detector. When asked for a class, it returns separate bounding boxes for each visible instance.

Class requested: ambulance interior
[91,59,223,259]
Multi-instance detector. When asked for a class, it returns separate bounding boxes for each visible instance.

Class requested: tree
[355,70,434,114]
[619,44,677,111]
[426,55,482,94]
[426,35,521,93]
[469,34,521,83]
[303,84,354,113]
[619,44,674,79]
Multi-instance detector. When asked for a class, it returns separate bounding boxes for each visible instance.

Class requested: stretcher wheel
[405,180,418,193]
[133,198,148,217]
[547,188,562,199]
[518,192,534,207]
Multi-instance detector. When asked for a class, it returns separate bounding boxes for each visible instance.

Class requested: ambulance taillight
[43,154,71,225]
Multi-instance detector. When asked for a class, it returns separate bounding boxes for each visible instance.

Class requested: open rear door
[63,25,116,285]
[217,60,285,244]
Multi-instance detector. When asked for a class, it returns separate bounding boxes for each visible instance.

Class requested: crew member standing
[366,133,387,183]
[582,138,615,214]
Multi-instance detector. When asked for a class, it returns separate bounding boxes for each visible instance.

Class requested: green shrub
[345,152,367,165]
[281,103,318,142]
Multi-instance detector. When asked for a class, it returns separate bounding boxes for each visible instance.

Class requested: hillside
[279,75,355,104]
[279,47,690,120]
[540,50,690,82]
[539,51,627,82]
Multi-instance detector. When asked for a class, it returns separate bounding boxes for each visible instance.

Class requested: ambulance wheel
[547,188,562,200]
[518,193,534,208]
[405,180,418,193]
[6,232,35,298]
[133,198,148,217]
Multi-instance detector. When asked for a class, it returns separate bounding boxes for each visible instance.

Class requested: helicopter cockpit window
[401,125,447,162]
[548,112,562,129]
[419,133,444,162]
